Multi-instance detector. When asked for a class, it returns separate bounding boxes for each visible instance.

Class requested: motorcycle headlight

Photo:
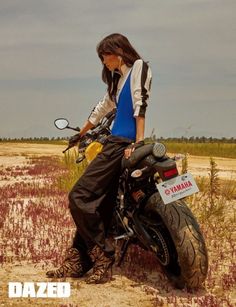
[152,142,166,158]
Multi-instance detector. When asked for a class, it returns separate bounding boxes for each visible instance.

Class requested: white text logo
[8,282,71,298]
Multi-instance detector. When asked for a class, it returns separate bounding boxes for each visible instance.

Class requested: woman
[46,33,152,283]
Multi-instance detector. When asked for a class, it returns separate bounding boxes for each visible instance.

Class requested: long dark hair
[97,33,142,100]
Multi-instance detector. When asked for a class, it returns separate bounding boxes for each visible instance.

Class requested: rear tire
[144,192,208,289]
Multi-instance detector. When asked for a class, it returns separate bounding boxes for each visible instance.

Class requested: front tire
[143,192,208,289]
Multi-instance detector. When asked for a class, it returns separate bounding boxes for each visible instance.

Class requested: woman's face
[102,54,121,71]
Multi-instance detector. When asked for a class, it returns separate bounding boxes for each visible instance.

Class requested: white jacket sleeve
[88,93,116,126]
[131,59,152,118]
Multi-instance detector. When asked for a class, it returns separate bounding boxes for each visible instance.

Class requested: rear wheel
[142,192,208,289]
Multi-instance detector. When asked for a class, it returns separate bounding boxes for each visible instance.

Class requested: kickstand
[117,238,131,267]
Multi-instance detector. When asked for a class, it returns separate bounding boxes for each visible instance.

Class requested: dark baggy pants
[68,136,132,257]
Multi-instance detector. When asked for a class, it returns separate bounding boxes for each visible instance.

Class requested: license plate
[156,173,199,204]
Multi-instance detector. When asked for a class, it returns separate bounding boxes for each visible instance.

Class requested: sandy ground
[0,142,235,306]
[0,264,156,307]
[0,143,64,167]
[183,155,236,180]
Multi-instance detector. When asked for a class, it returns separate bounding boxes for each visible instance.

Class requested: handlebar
[62,144,75,153]
[60,110,116,154]
[67,126,80,132]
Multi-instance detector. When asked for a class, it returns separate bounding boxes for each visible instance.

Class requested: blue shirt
[111,71,136,141]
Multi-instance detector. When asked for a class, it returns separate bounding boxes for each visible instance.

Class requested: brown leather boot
[46,248,92,278]
[87,245,101,263]
[86,246,115,284]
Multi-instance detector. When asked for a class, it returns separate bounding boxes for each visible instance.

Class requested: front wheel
[143,193,208,289]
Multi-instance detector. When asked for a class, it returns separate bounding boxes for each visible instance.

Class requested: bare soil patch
[185,155,236,179]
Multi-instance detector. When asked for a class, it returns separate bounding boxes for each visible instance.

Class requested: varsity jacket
[88,59,152,126]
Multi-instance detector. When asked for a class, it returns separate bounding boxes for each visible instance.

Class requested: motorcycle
[54,111,208,289]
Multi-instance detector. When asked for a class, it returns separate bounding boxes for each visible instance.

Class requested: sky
[0,0,235,139]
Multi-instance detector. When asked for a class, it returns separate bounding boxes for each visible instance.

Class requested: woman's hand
[124,141,144,159]
[124,144,135,159]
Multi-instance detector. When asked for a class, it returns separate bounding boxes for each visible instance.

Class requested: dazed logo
[8,282,71,298]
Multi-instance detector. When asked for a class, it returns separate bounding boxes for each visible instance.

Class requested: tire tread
[145,193,208,289]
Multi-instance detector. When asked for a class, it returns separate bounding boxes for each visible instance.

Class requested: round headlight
[152,142,166,158]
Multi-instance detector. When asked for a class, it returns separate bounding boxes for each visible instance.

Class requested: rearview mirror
[54,118,69,130]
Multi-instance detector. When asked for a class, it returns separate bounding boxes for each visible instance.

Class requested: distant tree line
[0,136,235,143]
[145,136,236,144]
[0,137,67,142]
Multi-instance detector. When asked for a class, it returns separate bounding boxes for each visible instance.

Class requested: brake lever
[62,144,75,153]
